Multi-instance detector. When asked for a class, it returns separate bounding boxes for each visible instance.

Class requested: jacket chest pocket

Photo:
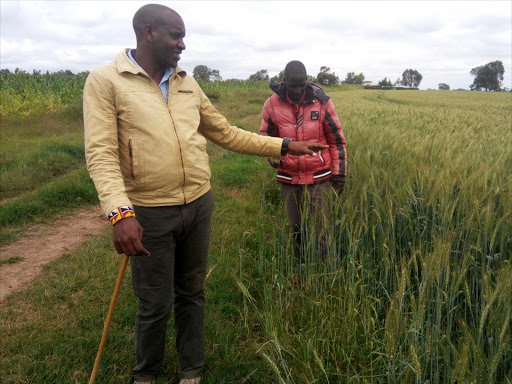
[169,93,201,128]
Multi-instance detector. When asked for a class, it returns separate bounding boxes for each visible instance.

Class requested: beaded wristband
[108,205,136,225]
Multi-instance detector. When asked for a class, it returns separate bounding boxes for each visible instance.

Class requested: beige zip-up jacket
[84,50,283,217]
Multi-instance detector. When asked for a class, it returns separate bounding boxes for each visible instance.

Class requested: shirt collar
[160,66,173,86]
[127,49,173,84]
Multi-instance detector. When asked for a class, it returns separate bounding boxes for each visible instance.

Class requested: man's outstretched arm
[197,87,327,157]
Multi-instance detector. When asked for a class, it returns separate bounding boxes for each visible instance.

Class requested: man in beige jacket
[83,4,326,384]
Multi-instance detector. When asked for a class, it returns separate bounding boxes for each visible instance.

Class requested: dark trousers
[281,182,331,262]
[131,190,214,381]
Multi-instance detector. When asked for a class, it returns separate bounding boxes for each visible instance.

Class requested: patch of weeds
[62,96,84,120]
[42,143,85,161]
[0,255,24,265]
[261,180,282,208]
[205,91,221,100]
[0,167,97,227]
[0,226,26,247]
[0,142,85,199]
[247,98,264,104]
[213,153,264,188]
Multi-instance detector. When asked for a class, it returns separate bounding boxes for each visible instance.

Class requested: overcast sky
[1,1,511,90]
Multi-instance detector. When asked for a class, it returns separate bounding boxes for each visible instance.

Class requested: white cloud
[0,0,510,90]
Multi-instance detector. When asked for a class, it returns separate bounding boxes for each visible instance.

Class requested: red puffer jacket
[260,81,347,184]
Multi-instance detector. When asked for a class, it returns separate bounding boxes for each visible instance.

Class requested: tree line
[191,60,507,91]
[1,60,506,92]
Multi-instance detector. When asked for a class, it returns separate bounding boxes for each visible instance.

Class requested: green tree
[401,69,423,88]
[317,67,339,86]
[56,70,74,76]
[209,69,222,82]
[344,71,354,83]
[438,83,450,90]
[344,72,365,84]
[307,75,317,83]
[192,65,222,82]
[270,70,285,82]
[353,73,365,84]
[271,70,316,83]
[378,77,393,87]
[248,69,269,82]
[470,60,505,91]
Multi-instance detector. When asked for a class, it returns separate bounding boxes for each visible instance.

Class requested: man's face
[284,72,307,103]
[152,13,186,68]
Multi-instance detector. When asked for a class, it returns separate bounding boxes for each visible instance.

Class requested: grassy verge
[0,113,85,199]
[0,167,98,245]
[0,112,92,245]
[0,152,281,384]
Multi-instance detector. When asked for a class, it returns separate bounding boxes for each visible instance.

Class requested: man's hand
[330,177,345,195]
[331,181,345,195]
[267,157,281,168]
[113,217,150,256]
[288,141,328,156]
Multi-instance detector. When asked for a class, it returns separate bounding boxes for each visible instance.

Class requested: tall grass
[237,90,512,383]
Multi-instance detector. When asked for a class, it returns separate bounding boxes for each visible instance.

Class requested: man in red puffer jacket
[260,60,347,262]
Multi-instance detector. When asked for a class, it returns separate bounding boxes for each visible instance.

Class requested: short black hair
[284,61,307,79]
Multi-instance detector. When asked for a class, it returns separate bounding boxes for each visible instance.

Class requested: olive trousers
[131,190,214,382]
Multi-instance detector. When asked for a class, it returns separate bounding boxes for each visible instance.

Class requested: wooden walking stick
[89,254,129,384]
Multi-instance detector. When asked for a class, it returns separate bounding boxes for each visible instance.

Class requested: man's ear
[143,24,156,42]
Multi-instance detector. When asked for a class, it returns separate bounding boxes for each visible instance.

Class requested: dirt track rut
[0,205,108,302]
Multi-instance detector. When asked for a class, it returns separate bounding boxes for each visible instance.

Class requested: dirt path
[0,205,108,302]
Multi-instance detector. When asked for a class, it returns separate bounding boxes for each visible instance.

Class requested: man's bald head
[131,4,186,70]
[133,4,182,42]
[283,61,308,103]
[284,61,307,80]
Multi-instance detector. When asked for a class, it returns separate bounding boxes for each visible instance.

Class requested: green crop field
[0,71,511,383]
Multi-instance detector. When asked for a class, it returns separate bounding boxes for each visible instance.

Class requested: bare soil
[240,113,261,123]
[228,188,242,200]
[0,205,108,302]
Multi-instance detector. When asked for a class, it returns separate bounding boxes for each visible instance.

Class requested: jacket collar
[116,49,187,78]
[269,80,330,105]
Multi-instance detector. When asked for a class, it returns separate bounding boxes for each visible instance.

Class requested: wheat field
[238,89,512,383]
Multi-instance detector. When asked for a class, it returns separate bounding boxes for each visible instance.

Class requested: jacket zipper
[128,139,135,179]
[135,71,187,203]
[164,74,187,203]
[293,105,303,179]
